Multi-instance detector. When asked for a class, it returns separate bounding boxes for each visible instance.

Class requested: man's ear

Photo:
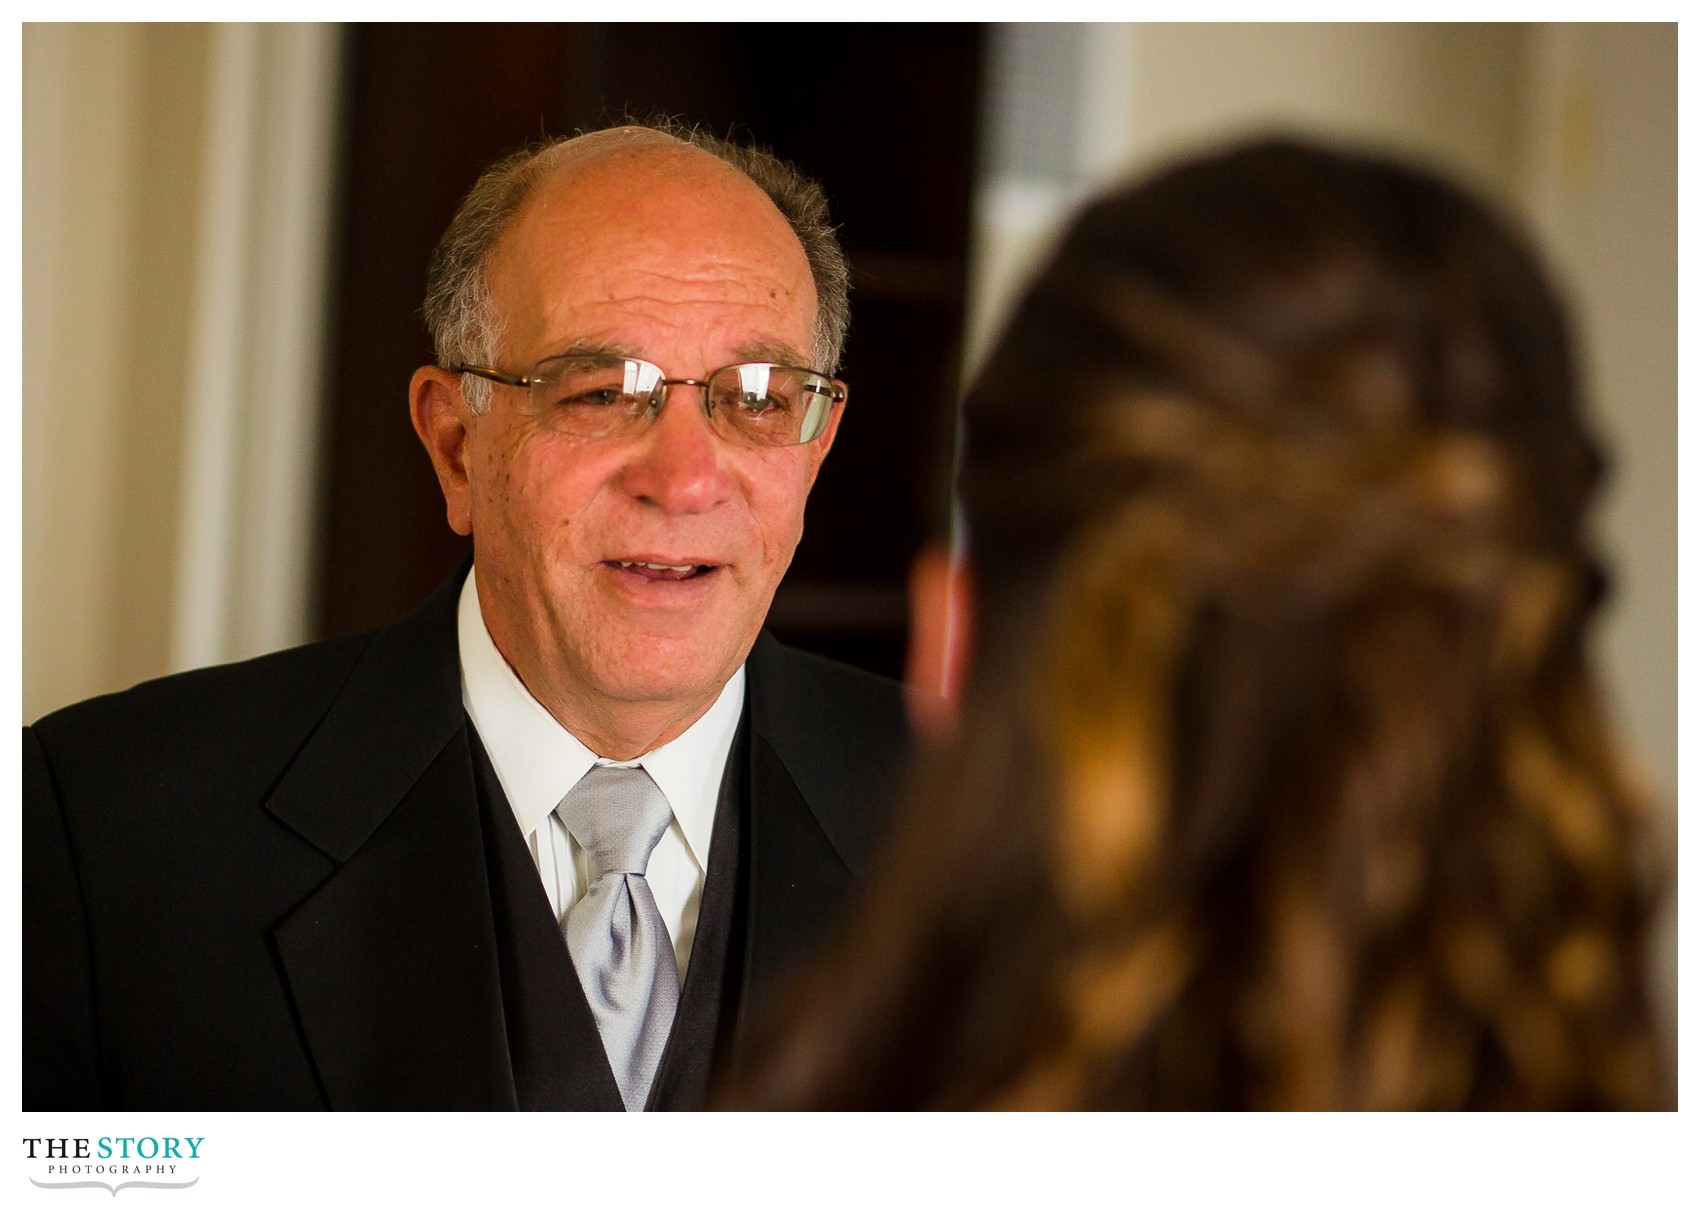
[410,366,474,536]
[905,540,972,738]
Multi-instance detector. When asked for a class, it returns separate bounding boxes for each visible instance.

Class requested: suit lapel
[649,724,747,1110]
[264,567,517,1110]
[732,635,909,1058]
[739,729,857,1000]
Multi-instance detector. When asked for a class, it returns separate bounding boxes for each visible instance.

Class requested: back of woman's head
[966,137,1598,593]
[739,138,1665,1110]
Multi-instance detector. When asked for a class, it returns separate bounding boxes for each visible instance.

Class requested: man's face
[416,142,838,752]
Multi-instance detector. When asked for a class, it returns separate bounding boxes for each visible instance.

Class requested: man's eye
[737,391,792,415]
[560,387,630,408]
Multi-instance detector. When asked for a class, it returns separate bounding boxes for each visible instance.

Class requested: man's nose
[618,385,735,513]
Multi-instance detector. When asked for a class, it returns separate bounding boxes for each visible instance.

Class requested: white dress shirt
[456,571,744,982]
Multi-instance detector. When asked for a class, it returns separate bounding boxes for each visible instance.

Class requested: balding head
[423,121,850,412]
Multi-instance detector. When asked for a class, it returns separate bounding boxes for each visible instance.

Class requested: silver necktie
[556,764,681,1111]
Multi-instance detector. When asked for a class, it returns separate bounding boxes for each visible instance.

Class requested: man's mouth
[606,559,718,582]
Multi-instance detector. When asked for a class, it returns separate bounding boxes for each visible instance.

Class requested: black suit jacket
[23,570,908,1110]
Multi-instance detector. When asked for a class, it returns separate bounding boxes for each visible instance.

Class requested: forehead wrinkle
[580,257,807,299]
[554,332,807,357]
[537,340,640,362]
[529,252,809,313]
[530,290,810,362]
[532,339,813,375]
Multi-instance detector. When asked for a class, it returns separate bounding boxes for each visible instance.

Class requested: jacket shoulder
[748,634,907,752]
[27,632,375,802]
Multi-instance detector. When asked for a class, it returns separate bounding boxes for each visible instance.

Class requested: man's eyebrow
[732,341,812,368]
[542,341,641,362]
[539,340,816,370]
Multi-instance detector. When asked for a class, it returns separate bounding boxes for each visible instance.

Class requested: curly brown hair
[730,138,1668,1110]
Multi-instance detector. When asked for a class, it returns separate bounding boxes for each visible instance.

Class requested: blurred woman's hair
[733,137,1667,1109]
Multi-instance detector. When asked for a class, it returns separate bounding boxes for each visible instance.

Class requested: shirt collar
[456,569,740,870]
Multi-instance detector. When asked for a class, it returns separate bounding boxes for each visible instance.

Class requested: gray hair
[421,119,851,413]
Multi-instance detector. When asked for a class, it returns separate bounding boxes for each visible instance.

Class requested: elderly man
[24,124,908,1111]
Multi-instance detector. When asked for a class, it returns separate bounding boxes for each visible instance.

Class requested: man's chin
[585,643,748,713]
[554,608,764,724]
[599,671,725,707]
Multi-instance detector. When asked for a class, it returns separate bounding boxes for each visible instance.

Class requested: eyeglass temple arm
[451,364,530,387]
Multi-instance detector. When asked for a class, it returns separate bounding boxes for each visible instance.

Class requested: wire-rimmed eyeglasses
[454,353,846,447]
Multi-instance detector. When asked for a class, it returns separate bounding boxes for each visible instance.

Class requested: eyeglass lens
[525,355,835,446]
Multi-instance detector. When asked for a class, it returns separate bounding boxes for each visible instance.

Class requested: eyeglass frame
[450,354,847,446]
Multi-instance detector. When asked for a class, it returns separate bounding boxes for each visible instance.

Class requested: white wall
[22,23,341,723]
[1517,23,1676,806]
[971,23,1530,366]
[1515,20,1678,1056]
[23,24,208,721]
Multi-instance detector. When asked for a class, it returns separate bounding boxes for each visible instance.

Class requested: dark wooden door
[316,23,983,679]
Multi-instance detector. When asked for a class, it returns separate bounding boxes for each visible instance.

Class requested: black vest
[470,725,749,1110]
